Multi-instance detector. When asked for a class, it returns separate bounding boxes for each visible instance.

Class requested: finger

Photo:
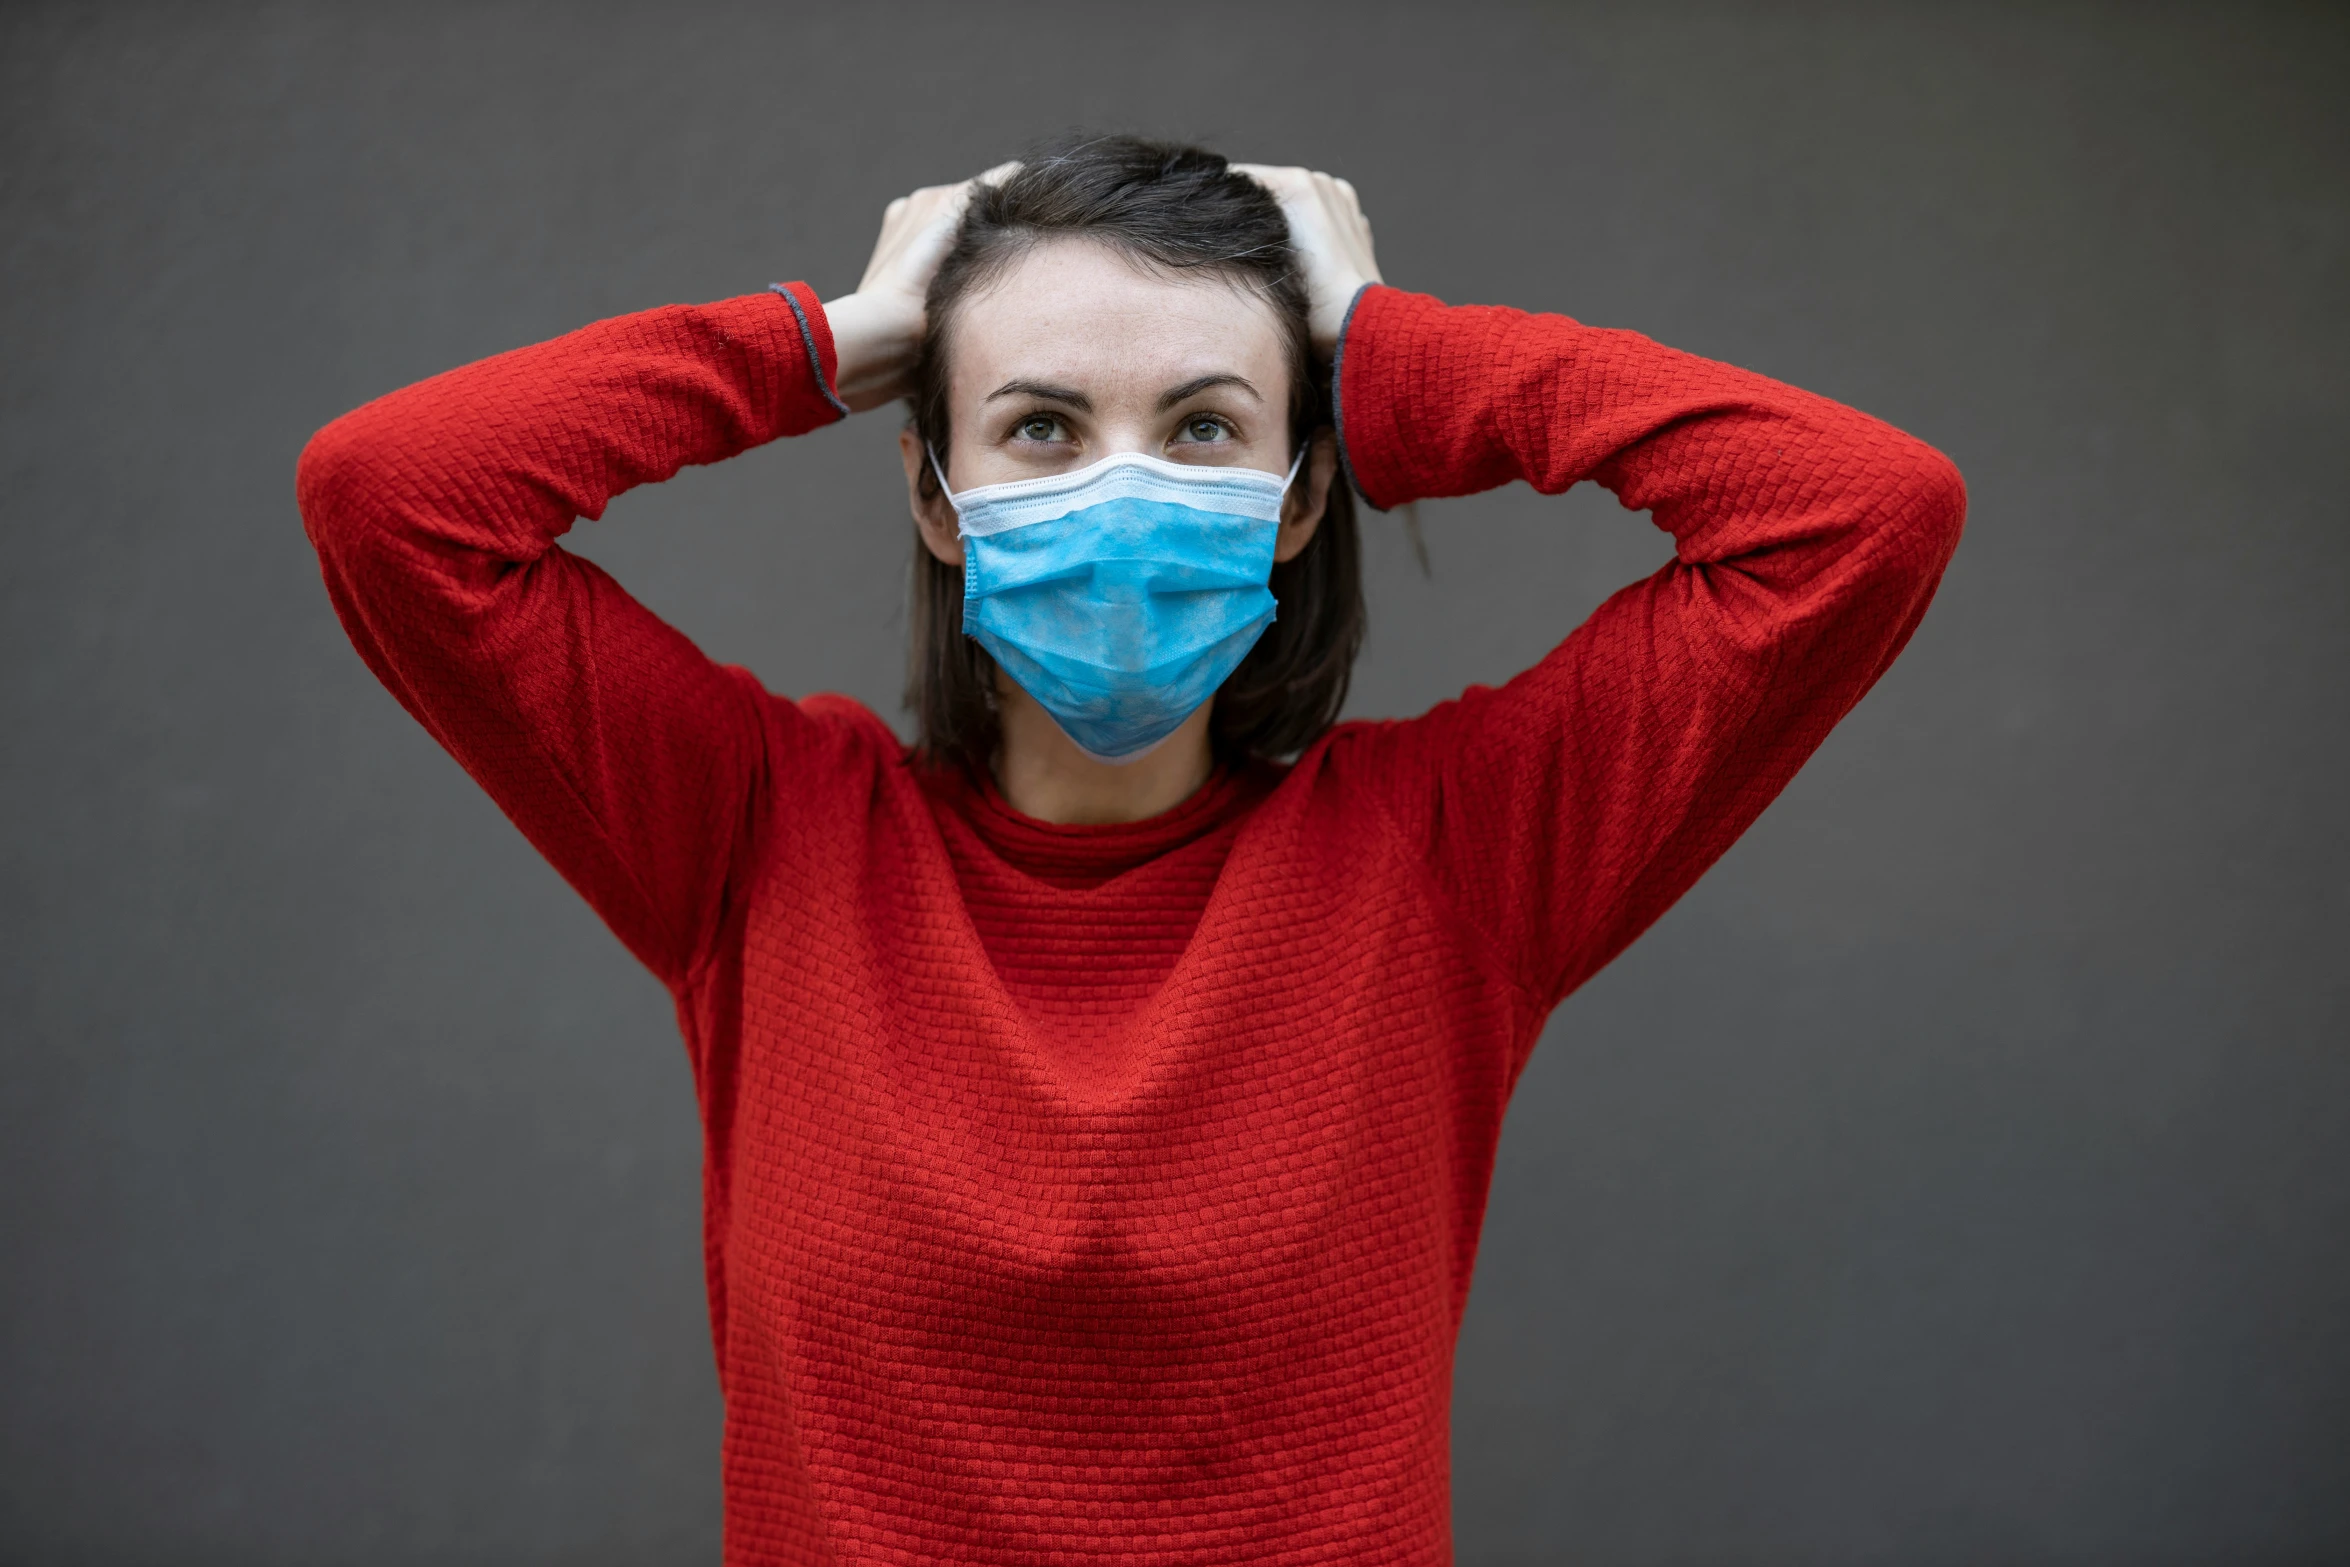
[1232,162,1307,195]
[972,160,1021,187]
[892,185,966,235]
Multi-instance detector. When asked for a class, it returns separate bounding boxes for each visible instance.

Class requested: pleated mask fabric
[938,449,1299,763]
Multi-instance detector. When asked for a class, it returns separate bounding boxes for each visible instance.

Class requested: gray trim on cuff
[769,283,850,419]
[1328,281,1385,514]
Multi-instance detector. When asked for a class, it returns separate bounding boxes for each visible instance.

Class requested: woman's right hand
[824,164,1017,413]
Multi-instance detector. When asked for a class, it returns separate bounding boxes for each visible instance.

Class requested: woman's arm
[1330,283,1967,1017]
[299,165,1006,989]
[297,285,850,990]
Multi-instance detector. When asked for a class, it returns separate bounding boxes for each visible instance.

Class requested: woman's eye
[1014,415,1064,442]
[1179,416,1230,443]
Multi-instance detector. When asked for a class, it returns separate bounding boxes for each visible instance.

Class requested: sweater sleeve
[296,284,850,990]
[1329,285,1966,1015]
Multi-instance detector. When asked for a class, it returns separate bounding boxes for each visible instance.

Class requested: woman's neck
[992,684,1216,825]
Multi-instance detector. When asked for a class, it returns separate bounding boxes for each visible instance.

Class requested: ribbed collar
[921,756,1280,891]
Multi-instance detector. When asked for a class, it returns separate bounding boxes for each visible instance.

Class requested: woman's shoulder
[725,674,915,780]
[1266,713,1432,816]
[1291,703,1474,773]
[1269,701,1499,836]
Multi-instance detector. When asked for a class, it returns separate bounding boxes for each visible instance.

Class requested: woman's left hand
[1233,164,1384,360]
[825,163,1017,413]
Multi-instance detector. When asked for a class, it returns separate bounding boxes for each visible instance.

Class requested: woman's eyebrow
[1157,374,1261,410]
[987,379,1092,410]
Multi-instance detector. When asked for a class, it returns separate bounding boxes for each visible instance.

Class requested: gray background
[4,3,2344,1562]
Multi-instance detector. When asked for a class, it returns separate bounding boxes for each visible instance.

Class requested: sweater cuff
[1328,283,1386,514]
[767,281,851,421]
[1331,284,1488,510]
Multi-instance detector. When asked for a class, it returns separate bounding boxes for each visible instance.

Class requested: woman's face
[898,236,1332,567]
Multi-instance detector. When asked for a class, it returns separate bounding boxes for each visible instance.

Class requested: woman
[300,136,1963,1565]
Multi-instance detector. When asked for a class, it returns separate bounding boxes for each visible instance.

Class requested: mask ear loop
[1273,441,1311,530]
[924,444,963,529]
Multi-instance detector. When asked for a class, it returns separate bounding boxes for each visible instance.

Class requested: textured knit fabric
[297,279,1965,1565]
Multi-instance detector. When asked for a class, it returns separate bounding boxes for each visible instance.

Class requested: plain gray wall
[3,3,2344,1562]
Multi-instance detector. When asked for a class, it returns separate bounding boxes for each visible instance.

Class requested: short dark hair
[904,133,1365,772]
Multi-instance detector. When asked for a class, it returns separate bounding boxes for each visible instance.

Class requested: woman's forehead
[949,239,1289,404]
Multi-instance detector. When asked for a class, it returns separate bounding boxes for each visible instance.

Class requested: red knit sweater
[298,280,1964,1564]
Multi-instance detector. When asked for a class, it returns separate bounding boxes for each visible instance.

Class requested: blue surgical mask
[934,447,1303,763]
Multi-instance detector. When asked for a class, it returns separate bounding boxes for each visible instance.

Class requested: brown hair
[904,133,1364,770]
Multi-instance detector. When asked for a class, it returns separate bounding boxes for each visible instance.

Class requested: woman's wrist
[822,291,925,413]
